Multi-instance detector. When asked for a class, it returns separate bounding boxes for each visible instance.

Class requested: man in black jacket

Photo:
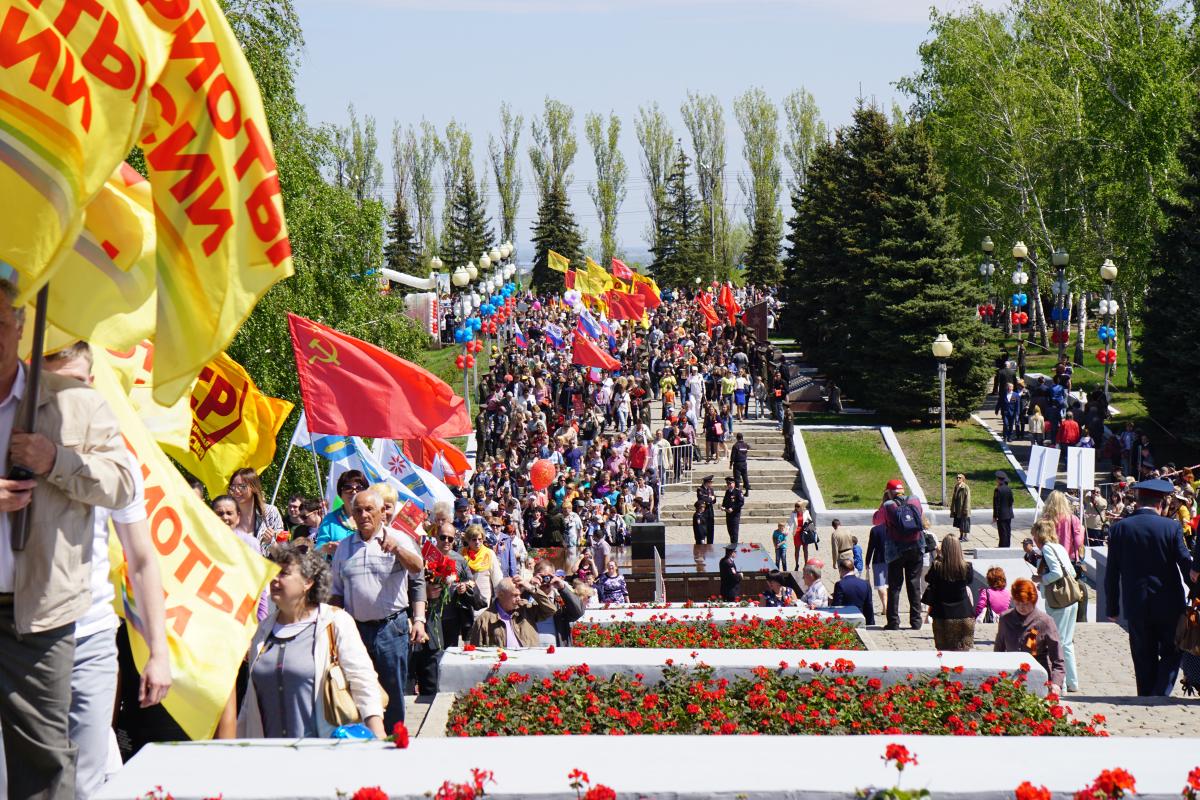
[831,557,875,626]
[992,471,1015,548]
[1106,478,1193,696]
[697,475,716,544]
[722,476,745,545]
[719,543,741,601]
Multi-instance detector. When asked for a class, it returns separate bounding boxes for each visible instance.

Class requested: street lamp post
[932,334,954,506]
[1099,258,1119,400]
[979,236,996,326]
[1011,241,1030,377]
[1050,249,1070,361]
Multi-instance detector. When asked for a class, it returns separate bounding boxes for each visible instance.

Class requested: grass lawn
[802,429,901,508]
[892,422,1035,509]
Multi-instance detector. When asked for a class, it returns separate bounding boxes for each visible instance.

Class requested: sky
[291,0,1003,262]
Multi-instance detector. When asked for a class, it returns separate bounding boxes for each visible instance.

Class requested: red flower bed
[571,614,863,650]
[447,662,1104,737]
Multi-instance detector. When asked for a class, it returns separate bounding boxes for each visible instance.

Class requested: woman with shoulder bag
[238,543,385,738]
[1032,519,1081,692]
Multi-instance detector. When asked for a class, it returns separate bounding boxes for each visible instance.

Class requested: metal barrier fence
[655,443,696,489]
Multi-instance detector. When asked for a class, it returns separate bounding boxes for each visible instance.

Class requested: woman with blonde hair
[462,524,504,611]
[922,534,976,651]
[370,482,400,525]
[1041,490,1086,564]
[1032,518,1080,692]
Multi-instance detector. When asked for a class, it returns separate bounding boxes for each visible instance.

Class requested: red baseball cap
[886,479,905,492]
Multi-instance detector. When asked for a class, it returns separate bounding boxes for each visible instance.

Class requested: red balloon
[530,458,556,491]
[1095,350,1108,364]
[455,355,466,369]
[465,354,475,368]
[1107,349,1118,363]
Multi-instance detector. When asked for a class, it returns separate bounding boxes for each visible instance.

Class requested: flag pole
[12,284,50,551]
[310,446,324,500]
[268,440,296,507]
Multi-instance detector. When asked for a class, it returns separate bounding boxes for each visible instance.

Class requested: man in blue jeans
[331,489,427,726]
[873,479,926,631]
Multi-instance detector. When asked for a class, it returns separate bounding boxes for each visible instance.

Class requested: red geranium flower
[498,651,508,662]
[584,786,617,800]
[884,743,918,770]
[1015,781,1052,800]
[352,787,388,800]
[462,643,477,651]
[1187,767,1200,794]
[547,645,556,654]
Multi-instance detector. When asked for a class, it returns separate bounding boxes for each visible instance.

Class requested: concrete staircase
[659,418,807,545]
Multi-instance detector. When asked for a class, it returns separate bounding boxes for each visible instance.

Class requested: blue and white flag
[290,410,354,461]
[377,439,456,510]
[544,323,565,349]
[577,308,603,339]
[323,435,423,509]
[513,323,528,349]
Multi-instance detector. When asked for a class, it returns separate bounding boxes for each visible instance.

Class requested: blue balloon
[471,317,482,330]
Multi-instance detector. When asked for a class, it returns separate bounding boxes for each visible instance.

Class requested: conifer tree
[1140,111,1200,442]
[530,183,583,294]
[383,190,422,277]
[441,164,492,272]
[650,148,705,287]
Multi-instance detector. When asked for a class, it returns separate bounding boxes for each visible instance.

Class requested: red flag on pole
[571,332,622,371]
[287,313,472,439]
[564,269,576,290]
[611,258,633,281]
[603,290,646,321]
[718,284,741,325]
[633,279,661,309]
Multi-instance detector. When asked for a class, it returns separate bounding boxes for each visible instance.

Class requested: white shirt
[0,366,27,592]
[77,452,147,639]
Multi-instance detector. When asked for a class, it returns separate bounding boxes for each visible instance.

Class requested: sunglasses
[341,484,368,494]
[438,535,457,542]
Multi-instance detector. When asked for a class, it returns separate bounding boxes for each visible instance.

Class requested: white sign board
[1066,445,1096,491]
[1026,444,1059,491]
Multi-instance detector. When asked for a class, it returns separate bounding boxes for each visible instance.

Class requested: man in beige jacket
[469,576,557,648]
[0,278,136,800]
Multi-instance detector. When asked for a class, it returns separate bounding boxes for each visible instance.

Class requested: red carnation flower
[498,651,508,662]
[391,722,409,749]
[462,643,477,652]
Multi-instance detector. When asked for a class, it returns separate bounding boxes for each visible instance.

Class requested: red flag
[571,333,622,371]
[633,279,661,309]
[404,436,471,477]
[611,258,633,281]
[564,270,576,290]
[287,313,472,439]
[603,290,646,321]
[718,284,741,325]
[696,292,721,334]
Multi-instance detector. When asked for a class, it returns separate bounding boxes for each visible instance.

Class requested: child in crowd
[772,523,788,570]
[851,535,864,577]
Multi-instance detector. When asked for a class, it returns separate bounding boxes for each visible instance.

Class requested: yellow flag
[158,352,293,497]
[94,352,277,741]
[105,340,191,451]
[0,0,168,301]
[548,250,570,273]
[585,257,614,293]
[136,0,293,405]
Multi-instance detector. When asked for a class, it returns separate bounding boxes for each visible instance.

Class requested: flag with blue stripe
[513,323,528,349]
[544,323,565,349]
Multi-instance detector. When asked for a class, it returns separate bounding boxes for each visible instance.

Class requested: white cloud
[319,0,1009,24]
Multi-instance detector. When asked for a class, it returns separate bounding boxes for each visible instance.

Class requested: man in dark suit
[992,471,1015,548]
[721,476,744,545]
[995,382,1021,442]
[1106,478,1192,696]
[831,557,875,625]
[696,476,716,545]
[719,543,741,601]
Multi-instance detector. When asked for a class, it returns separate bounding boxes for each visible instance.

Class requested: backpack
[887,497,924,543]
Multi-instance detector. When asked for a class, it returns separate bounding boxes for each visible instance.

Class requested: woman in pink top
[1043,491,1086,563]
[975,566,1011,621]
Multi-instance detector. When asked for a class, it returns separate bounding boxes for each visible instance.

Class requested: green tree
[530,183,583,294]
[529,97,578,201]
[1140,110,1200,442]
[734,88,784,285]
[406,121,440,256]
[585,111,628,267]
[488,102,523,253]
[635,103,676,254]
[383,191,421,277]
[782,87,828,196]
[441,162,493,273]
[787,106,989,420]
[681,93,729,277]
[650,147,704,288]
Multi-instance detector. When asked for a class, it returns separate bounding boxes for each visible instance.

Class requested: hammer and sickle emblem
[307,337,340,366]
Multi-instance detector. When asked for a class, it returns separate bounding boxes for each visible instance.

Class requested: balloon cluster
[1096,349,1118,365]
[1048,306,1070,322]
[1049,330,1069,344]
[1097,325,1117,345]
[1098,298,1120,316]
[455,353,476,370]
[977,303,996,320]
[1011,292,1028,307]
[1011,270,1030,286]
[1011,310,1029,325]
